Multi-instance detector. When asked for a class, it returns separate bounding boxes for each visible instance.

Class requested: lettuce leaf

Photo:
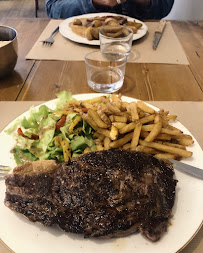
[55,90,74,110]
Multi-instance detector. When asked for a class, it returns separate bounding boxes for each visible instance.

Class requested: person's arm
[45,0,97,19]
[127,0,174,19]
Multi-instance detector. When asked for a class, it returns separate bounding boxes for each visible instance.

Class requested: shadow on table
[0,70,23,88]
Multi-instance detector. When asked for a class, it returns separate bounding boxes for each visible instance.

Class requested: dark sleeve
[45,0,97,19]
[127,0,174,19]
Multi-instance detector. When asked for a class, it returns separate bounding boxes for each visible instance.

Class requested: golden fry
[110,125,119,140]
[94,138,102,144]
[81,101,94,110]
[154,153,180,160]
[96,144,104,151]
[97,128,111,138]
[144,115,162,142]
[97,134,105,141]
[131,122,142,150]
[88,109,108,128]
[140,131,172,141]
[156,141,186,150]
[111,94,122,103]
[167,115,177,121]
[110,132,133,148]
[137,101,155,114]
[97,109,111,126]
[112,122,127,129]
[121,101,130,112]
[161,128,182,135]
[139,140,192,158]
[93,132,100,139]
[111,94,122,109]
[172,134,193,140]
[104,137,111,150]
[135,145,158,154]
[139,110,146,118]
[119,122,137,134]
[85,96,105,104]
[141,124,154,131]
[102,97,121,114]
[81,113,98,130]
[130,102,139,121]
[122,143,131,150]
[178,138,194,146]
[109,115,128,123]
[139,114,155,124]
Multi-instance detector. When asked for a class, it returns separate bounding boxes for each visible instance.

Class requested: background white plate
[59,13,148,46]
[0,94,202,253]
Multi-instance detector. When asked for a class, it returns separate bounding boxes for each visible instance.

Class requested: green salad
[5,91,96,164]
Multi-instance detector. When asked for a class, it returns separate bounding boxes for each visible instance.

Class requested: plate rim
[59,13,148,46]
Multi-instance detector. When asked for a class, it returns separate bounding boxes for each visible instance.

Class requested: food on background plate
[70,15,143,40]
[5,149,177,241]
[5,91,193,165]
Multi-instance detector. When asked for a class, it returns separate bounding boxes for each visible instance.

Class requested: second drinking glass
[99,26,133,61]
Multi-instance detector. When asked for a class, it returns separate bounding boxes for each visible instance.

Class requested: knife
[153,20,166,50]
[168,159,203,180]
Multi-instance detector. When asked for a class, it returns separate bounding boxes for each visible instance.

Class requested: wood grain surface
[0,18,203,101]
[172,21,203,91]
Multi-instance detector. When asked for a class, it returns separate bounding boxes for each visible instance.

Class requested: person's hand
[92,0,126,8]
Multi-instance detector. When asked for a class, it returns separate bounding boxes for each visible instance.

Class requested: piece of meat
[5,160,60,226]
[4,150,177,242]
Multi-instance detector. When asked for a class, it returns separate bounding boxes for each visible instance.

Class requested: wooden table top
[0,18,202,101]
[0,17,202,252]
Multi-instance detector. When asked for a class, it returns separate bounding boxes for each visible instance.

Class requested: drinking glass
[99,26,133,61]
[85,51,127,93]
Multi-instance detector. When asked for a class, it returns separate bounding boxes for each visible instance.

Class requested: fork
[0,165,11,178]
[41,26,59,45]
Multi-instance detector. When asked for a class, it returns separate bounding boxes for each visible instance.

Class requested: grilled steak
[5,160,60,226]
[5,150,177,241]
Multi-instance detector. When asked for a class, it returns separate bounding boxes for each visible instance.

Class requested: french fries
[144,115,162,142]
[130,102,139,121]
[104,137,111,150]
[110,125,119,140]
[131,122,142,150]
[88,109,108,129]
[137,101,155,114]
[110,132,133,148]
[139,140,192,158]
[60,94,194,161]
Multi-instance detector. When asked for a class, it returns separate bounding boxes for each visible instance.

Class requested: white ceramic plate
[59,13,148,46]
[0,94,203,253]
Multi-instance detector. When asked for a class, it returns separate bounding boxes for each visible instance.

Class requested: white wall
[164,0,203,20]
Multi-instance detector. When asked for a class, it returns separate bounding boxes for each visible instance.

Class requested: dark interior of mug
[0,26,17,41]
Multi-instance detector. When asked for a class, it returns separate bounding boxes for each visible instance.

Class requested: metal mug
[0,26,18,79]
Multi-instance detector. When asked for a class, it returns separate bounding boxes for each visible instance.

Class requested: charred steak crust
[5,150,177,242]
